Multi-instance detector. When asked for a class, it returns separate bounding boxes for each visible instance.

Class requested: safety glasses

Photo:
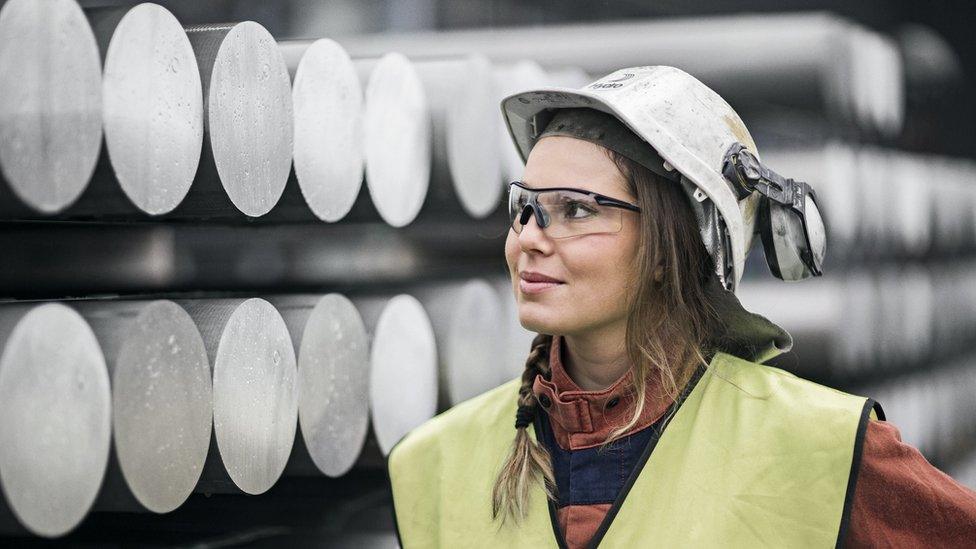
[508,181,641,239]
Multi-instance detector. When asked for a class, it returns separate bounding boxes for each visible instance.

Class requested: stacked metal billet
[1,0,973,542]
[0,0,531,540]
[0,5,524,224]
[335,12,905,138]
[0,283,523,537]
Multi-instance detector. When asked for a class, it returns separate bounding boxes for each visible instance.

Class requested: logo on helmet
[588,72,636,89]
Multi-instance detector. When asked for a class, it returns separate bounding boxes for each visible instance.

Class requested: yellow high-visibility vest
[387,351,881,548]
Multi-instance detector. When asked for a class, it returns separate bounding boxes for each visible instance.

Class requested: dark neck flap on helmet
[704,273,793,364]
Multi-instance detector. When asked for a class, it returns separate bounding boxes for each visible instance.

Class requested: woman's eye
[564,201,597,219]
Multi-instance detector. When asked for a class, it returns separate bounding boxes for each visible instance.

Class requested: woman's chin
[517,306,566,335]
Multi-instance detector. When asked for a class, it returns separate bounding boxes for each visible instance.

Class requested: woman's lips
[519,279,564,294]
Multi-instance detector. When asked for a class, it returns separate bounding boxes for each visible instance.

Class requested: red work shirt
[531,336,976,548]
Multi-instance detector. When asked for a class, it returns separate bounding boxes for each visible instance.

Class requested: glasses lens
[509,184,627,238]
[508,184,531,233]
[537,190,623,238]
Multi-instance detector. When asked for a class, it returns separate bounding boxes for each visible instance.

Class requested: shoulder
[847,419,976,545]
[389,376,523,465]
[709,351,835,391]
[708,352,871,417]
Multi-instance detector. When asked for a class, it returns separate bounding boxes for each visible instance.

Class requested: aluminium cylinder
[271,294,370,477]
[336,13,904,136]
[0,0,102,217]
[75,299,212,514]
[353,53,431,227]
[0,303,111,538]
[493,60,551,184]
[63,4,204,218]
[170,21,293,219]
[492,275,539,386]
[277,39,364,223]
[414,279,506,409]
[180,298,298,495]
[412,54,503,220]
[353,294,437,456]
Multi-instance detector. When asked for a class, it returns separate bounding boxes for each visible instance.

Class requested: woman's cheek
[503,231,519,273]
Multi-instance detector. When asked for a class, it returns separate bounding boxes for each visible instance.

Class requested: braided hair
[490,332,557,525]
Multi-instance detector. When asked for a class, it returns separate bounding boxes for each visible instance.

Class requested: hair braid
[491,332,557,525]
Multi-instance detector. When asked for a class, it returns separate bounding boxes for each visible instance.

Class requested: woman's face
[504,135,641,337]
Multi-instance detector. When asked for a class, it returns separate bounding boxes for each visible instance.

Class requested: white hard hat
[501,66,825,292]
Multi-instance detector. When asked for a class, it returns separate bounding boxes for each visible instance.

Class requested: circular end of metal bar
[297,294,369,476]
[369,295,437,455]
[494,60,550,184]
[112,301,212,513]
[293,39,363,222]
[447,54,503,218]
[442,280,505,404]
[102,4,203,215]
[493,276,537,385]
[209,22,293,217]
[363,53,431,227]
[0,0,102,214]
[212,298,297,495]
[0,304,110,537]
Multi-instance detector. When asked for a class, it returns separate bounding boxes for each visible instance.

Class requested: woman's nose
[518,208,552,250]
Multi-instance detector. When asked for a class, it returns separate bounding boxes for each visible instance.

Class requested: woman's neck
[561,324,630,391]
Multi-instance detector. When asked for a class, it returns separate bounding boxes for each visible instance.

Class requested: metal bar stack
[0,0,973,543]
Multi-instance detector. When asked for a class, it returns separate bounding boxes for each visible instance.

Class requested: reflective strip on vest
[387,351,877,548]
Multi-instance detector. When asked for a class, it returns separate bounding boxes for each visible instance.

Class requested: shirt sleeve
[846,418,976,547]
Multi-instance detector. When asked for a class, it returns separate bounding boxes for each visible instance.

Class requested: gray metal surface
[357,53,430,227]
[337,13,904,136]
[867,355,976,467]
[415,279,505,408]
[180,298,298,495]
[353,294,437,456]
[415,55,502,219]
[279,39,363,222]
[493,60,551,184]
[736,273,938,377]
[0,0,102,214]
[491,275,537,385]
[94,4,203,215]
[762,145,976,260]
[737,277,864,374]
[0,218,509,298]
[272,294,369,477]
[0,303,110,537]
[77,300,212,514]
[545,66,591,89]
[182,22,293,218]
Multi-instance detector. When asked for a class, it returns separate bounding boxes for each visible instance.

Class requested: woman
[386,67,976,548]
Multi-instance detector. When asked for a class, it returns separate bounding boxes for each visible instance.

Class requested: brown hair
[491,147,726,525]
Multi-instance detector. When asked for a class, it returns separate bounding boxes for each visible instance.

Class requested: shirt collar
[531,335,673,450]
